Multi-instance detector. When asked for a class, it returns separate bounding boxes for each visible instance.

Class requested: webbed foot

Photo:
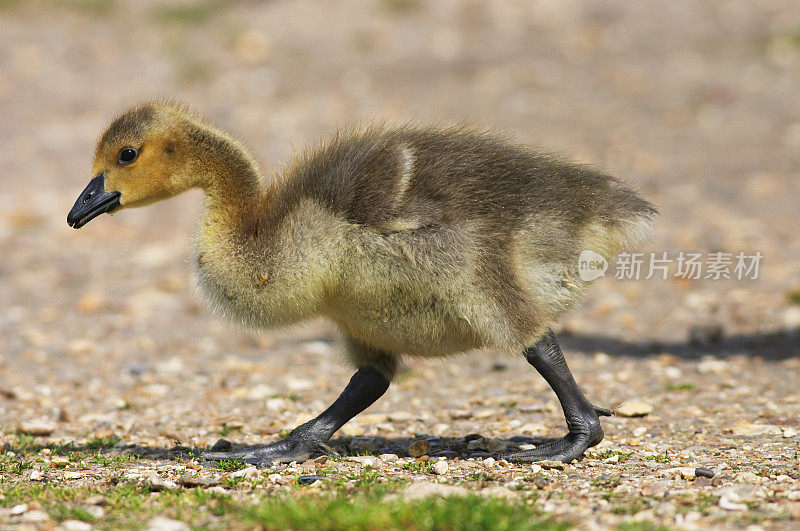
[202,431,334,467]
[503,432,595,463]
[202,365,390,468]
[504,406,610,463]
[512,330,615,463]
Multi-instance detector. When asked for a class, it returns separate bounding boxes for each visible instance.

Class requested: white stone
[433,461,449,475]
[230,467,259,479]
[697,358,728,374]
[719,496,747,511]
[145,474,179,491]
[782,307,800,328]
[347,455,381,468]
[725,422,781,436]
[61,520,94,531]
[145,517,190,531]
[22,510,49,523]
[519,423,548,434]
[286,378,313,391]
[668,467,696,480]
[17,420,56,436]
[85,506,105,519]
[397,480,469,501]
[616,401,654,417]
[265,398,287,411]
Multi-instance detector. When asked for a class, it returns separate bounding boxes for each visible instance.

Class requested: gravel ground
[1,1,799,529]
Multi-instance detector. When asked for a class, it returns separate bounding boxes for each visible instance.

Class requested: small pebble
[466,437,506,453]
[408,439,431,457]
[230,467,259,479]
[22,510,49,523]
[694,476,711,487]
[85,506,105,519]
[267,473,290,484]
[641,480,672,497]
[10,504,28,516]
[51,456,70,468]
[616,401,654,417]
[432,460,449,475]
[177,476,220,488]
[85,495,108,506]
[145,474,180,491]
[695,467,716,478]
[347,455,379,466]
[719,496,747,511]
[725,422,781,436]
[297,475,325,485]
[145,517,190,531]
[61,520,93,531]
[17,421,56,436]
[539,460,566,470]
[210,439,232,452]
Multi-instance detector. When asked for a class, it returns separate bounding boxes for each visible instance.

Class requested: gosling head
[68,101,202,228]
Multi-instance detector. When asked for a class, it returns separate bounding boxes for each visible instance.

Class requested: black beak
[67,174,121,229]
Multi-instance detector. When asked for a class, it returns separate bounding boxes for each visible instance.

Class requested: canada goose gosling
[68,102,656,465]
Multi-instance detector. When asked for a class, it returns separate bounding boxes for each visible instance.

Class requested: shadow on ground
[2,435,565,467]
[561,327,800,360]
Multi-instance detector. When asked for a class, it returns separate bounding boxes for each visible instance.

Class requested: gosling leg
[202,366,390,467]
[504,329,612,463]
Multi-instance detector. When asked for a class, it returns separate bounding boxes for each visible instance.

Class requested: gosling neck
[186,121,266,220]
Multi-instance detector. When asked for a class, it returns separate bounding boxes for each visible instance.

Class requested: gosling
[67,101,656,465]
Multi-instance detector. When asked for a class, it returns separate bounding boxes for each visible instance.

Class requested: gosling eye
[118,147,138,165]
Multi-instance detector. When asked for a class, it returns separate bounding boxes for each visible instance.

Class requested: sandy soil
[1,1,799,529]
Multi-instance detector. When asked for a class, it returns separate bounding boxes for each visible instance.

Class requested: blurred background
[1,1,799,447]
